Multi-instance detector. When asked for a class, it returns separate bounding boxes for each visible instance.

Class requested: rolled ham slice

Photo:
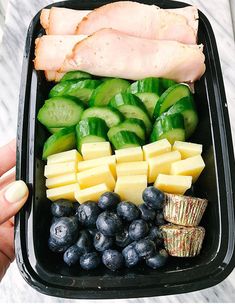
[59,29,205,83]
[44,71,65,82]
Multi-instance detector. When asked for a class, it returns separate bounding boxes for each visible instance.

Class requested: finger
[0,171,16,191]
[0,225,14,261]
[0,181,28,225]
[0,252,11,281]
[0,139,16,177]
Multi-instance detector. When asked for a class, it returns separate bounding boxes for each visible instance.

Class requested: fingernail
[5,181,28,203]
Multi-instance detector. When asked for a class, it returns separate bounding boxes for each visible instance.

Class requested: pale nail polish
[5,181,28,203]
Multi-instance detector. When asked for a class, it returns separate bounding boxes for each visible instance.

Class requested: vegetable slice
[60,71,92,82]
[127,77,161,95]
[109,130,142,150]
[136,92,159,118]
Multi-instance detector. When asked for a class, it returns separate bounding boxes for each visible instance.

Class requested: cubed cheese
[148,151,181,183]
[75,183,110,203]
[46,173,77,189]
[77,165,116,190]
[47,149,82,164]
[170,155,205,183]
[114,175,147,205]
[44,161,77,178]
[77,155,116,177]
[173,141,202,159]
[46,183,79,201]
[115,147,143,163]
[116,161,148,177]
[154,174,192,195]
[143,139,171,160]
[81,142,112,160]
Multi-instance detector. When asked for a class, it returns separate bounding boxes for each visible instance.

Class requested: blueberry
[80,252,101,270]
[51,200,75,217]
[96,211,123,236]
[63,245,81,266]
[117,201,140,221]
[148,226,164,247]
[155,211,167,226]
[115,227,132,248]
[76,201,101,227]
[98,192,121,210]
[75,230,93,254]
[129,219,149,241]
[135,238,156,259]
[146,249,168,269]
[94,231,113,252]
[88,227,98,238]
[139,204,156,222]
[48,237,69,253]
[50,216,78,247]
[122,243,140,268]
[142,186,165,210]
[102,249,123,271]
[73,202,81,213]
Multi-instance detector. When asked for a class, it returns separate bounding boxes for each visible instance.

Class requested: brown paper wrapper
[161,225,205,257]
[163,194,208,227]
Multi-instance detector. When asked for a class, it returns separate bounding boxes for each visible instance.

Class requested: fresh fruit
[102,249,124,271]
[129,219,149,241]
[127,77,161,95]
[46,183,79,201]
[75,230,93,254]
[94,231,113,252]
[154,174,192,195]
[143,139,171,160]
[75,183,110,204]
[48,237,69,253]
[139,204,156,222]
[96,211,123,236]
[109,130,143,150]
[76,201,101,227]
[51,199,75,217]
[47,149,82,164]
[98,192,121,210]
[116,201,140,222]
[44,161,77,178]
[122,242,140,268]
[80,252,101,270]
[81,142,112,160]
[135,238,156,258]
[142,186,165,210]
[63,245,81,266]
[172,141,202,159]
[145,249,168,269]
[148,226,164,247]
[135,93,159,118]
[46,173,77,189]
[155,211,167,226]
[115,227,132,248]
[88,228,98,238]
[61,71,92,82]
[116,161,148,177]
[115,146,143,163]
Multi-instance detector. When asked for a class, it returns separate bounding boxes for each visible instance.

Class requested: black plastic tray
[15,0,235,299]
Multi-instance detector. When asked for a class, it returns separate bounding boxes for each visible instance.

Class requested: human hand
[0,139,28,281]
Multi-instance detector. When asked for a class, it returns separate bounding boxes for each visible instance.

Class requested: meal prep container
[15,0,235,299]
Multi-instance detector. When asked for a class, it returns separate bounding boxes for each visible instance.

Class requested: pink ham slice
[44,71,65,82]
[59,29,205,83]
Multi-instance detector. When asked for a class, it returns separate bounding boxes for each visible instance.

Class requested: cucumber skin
[127,77,161,95]
[42,126,76,160]
[109,93,148,114]
[60,71,92,82]
[159,78,177,93]
[109,130,142,150]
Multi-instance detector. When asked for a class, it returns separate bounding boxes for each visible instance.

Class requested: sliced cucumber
[167,96,198,139]
[136,93,159,118]
[108,118,146,141]
[127,77,161,95]
[109,130,142,150]
[150,113,185,144]
[42,126,76,160]
[153,84,191,118]
[37,96,85,128]
[76,117,108,151]
[81,106,124,128]
[48,127,63,134]
[49,79,102,104]
[109,93,152,135]
[89,78,130,106]
[60,71,92,82]
[159,78,177,93]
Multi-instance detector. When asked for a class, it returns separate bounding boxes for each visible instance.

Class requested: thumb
[0,181,29,225]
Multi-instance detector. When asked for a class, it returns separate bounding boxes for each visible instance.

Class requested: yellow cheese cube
[170,155,205,183]
[46,173,77,189]
[116,161,148,177]
[173,141,202,159]
[148,151,181,183]
[154,174,192,195]
[114,175,147,205]
[46,183,79,202]
[75,183,110,203]
[47,149,82,164]
[77,155,116,177]
[44,161,77,178]
[77,165,116,190]
[81,142,112,160]
[115,147,143,163]
[143,139,171,160]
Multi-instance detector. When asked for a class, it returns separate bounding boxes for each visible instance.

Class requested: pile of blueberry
[49,186,168,271]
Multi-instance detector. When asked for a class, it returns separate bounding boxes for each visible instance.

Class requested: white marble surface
[0,0,235,302]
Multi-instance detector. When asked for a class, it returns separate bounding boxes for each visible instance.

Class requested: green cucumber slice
[109,93,152,134]
[108,118,146,141]
[127,77,161,95]
[60,71,92,82]
[109,130,142,150]
[150,113,185,144]
[153,84,191,118]
[37,96,85,128]
[89,78,130,106]
[48,127,63,134]
[167,96,198,139]
[49,79,102,103]
[159,78,177,93]
[42,126,76,160]
[81,106,124,128]
[76,117,108,151]
[136,92,159,118]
